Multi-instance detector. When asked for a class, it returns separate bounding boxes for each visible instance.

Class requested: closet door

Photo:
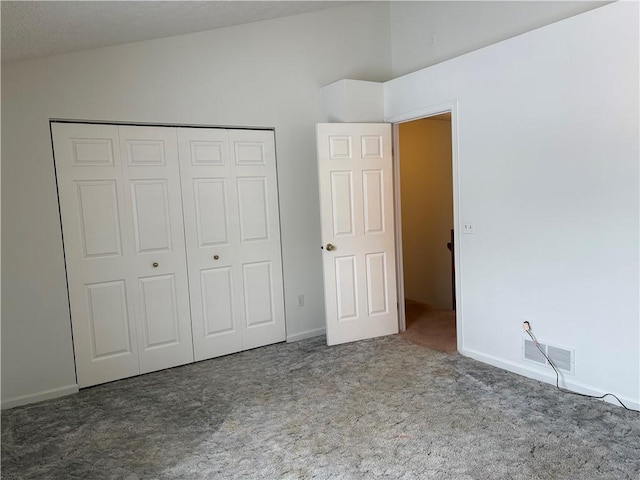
[178,128,286,361]
[118,126,194,373]
[177,128,244,360]
[52,123,140,387]
[229,129,286,349]
[53,123,194,387]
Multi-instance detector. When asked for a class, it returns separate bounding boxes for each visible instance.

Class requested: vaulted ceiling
[1,1,353,63]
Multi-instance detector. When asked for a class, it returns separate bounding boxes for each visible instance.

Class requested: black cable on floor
[524,325,635,412]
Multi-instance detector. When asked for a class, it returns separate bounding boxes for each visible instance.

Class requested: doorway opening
[395,113,457,352]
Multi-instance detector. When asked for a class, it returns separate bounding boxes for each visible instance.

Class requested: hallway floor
[400,300,457,353]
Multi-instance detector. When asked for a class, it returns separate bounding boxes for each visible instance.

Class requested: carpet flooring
[2,335,639,479]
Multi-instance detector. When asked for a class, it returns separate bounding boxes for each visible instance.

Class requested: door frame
[388,101,464,351]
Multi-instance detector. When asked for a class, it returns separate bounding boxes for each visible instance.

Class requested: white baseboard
[286,327,326,343]
[1,384,79,410]
[459,348,639,411]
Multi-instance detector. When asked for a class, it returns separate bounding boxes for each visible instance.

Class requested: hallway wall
[399,117,453,310]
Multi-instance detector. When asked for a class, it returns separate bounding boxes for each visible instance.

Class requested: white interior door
[52,123,140,386]
[316,123,398,345]
[118,126,194,374]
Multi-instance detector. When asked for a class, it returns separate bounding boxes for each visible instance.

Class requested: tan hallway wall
[400,116,453,310]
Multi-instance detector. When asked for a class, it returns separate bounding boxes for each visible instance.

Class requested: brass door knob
[213,255,220,260]
[152,262,159,268]
[325,243,336,251]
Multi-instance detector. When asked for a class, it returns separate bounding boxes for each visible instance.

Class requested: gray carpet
[2,335,639,479]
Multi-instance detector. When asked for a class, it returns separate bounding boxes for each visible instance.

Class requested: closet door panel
[52,123,140,387]
[230,130,286,349]
[237,177,270,242]
[194,178,230,246]
[118,126,194,373]
[242,261,275,327]
[139,274,181,348]
[201,266,236,335]
[75,180,123,258]
[130,179,173,253]
[178,128,244,361]
[85,281,131,357]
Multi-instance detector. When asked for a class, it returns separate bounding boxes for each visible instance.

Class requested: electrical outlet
[462,223,475,235]
[297,294,305,307]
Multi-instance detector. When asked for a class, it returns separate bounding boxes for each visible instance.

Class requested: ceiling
[1,1,354,63]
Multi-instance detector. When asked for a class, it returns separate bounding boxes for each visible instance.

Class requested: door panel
[190,141,225,165]
[139,274,181,348]
[234,141,266,165]
[317,123,398,345]
[237,177,269,242]
[52,123,140,387]
[194,178,230,246]
[242,261,275,327]
[363,170,385,233]
[330,171,355,236]
[125,139,166,166]
[335,255,358,321]
[177,128,243,360]
[365,252,389,315]
[118,126,194,374]
[86,280,132,358]
[75,180,123,258]
[201,267,236,336]
[70,138,115,166]
[230,129,286,350]
[130,179,173,253]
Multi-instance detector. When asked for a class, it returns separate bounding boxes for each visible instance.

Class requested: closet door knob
[213,255,220,260]
[152,262,159,268]
[325,243,336,251]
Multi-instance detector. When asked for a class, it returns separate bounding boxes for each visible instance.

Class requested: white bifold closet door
[52,123,194,387]
[53,122,286,388]
[177,128,286,361]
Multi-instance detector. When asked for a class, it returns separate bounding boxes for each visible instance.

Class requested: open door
[316,123,398,345]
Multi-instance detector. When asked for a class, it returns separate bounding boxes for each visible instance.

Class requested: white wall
[1,2,392,407]
[390,1,608,77]
[386,2,639,408]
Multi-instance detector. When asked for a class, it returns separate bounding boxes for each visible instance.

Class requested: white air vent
[524,338,547,365]
[547,345,573,373]
[523,339,575,374]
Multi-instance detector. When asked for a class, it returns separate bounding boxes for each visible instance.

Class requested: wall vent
[523,339,574,374]
[524,338,547,365]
